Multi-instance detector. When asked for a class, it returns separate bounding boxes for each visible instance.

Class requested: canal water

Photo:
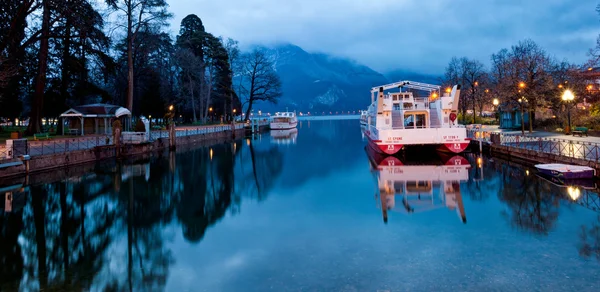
[1,119,599,291]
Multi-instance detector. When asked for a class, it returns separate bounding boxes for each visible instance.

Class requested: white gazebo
[60,103,131,136]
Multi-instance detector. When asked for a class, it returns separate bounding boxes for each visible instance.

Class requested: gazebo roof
[60,103,131,118]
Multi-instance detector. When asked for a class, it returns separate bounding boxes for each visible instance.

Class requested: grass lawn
[0,126,73,143]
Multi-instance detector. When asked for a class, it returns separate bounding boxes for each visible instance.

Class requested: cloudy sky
[166,0,599,75]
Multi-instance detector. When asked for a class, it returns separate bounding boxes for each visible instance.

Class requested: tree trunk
[472,91,476,124]
[203,67,213,122]
[126,4,134,129]
[521,105,525,135]
[529,108,533,133]
[27,0,51,135]
[189,75,197,122]
[244,100,253,122]
[59,19,71,135]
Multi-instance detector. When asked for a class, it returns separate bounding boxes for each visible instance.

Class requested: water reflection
[366,146,470,224]
[1,120,600,291]
[0,138,284,291]
[270,128,298,145]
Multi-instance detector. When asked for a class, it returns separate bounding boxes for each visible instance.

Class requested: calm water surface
[1,120,600,291]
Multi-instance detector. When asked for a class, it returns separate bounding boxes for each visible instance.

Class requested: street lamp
[562,89,575,134]
[492,98,499,123]
[168,104,174,111]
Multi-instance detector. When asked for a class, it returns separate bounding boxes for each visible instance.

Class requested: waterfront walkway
[0,123,253,161]
[471,126,600,163]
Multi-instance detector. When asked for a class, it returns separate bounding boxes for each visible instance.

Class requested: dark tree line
[0,2,282,134]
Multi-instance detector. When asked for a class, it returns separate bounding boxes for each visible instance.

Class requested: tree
[202,33,230,122]
[443,57,486,123]
[223,38,241,118]
[174,48,202,122]
[239,48,282,121]
[105,0,172,124]
[490,40,553,134]
[587,4,600,67]
[176,14,205,122]
[28,0,51,135]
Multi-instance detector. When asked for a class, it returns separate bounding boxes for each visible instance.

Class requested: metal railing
[468,129,600,162]
[28,135,114,157]
[0,123,245,163]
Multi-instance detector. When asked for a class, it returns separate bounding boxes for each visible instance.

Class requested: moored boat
[363,80,469,155]
[534,163,596,179]
[269,111,297,130]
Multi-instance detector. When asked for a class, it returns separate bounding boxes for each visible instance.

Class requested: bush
[134,119,146,132]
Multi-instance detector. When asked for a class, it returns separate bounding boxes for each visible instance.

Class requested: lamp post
[492,98,499,124]
[562,89,574,134]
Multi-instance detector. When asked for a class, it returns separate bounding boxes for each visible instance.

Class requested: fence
[0,123,248,163]
[468,129,600,162]
[28,135,114,157]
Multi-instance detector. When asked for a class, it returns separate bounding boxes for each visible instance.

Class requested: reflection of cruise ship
[270,128,298,145]
[366,147,470,224]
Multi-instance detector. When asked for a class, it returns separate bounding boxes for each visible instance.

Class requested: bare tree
[444,57,485,123]
[490,40,553,134]
[106,0,172,121]
[239,48,282,121]
[462,59,487,123]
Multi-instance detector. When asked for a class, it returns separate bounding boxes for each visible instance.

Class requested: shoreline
[0,126,259,181]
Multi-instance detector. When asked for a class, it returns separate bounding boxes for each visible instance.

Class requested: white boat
[363,80,469,155]
[270,111,297,130]
[365,146,470,224]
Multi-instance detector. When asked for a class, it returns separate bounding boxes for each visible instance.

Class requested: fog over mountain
[249,43,441,113]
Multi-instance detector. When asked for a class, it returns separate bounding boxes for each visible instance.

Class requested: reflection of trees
[247,140,284,201]
[463,154,501,202]
[578,215,600,262]
[175,142,240,243]
[0,201,24,290]
[498,164,560,235]
[11,176,118,291]
[0,139,284,290]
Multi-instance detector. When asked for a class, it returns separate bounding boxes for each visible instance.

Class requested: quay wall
[0,128,247,179]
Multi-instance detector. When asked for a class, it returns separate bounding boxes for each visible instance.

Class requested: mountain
[249,44,387,113]
[246,43,443,113]
[384,69,443,85]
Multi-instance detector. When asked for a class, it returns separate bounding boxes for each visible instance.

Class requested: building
[60,103,131,136]
[498,102,531,130]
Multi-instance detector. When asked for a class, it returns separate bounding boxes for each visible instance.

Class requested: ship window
[415,114,426,128]
[404,114,414,128]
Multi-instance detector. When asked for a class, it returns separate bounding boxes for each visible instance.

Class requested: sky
[166,0,599,75]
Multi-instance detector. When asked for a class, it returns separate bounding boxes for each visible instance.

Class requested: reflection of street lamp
[562,89,574,134]
[567,186,580,201]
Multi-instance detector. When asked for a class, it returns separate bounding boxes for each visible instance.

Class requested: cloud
[167,0,599,74]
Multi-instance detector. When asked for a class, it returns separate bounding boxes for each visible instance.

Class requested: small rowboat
[534,163,596,179]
